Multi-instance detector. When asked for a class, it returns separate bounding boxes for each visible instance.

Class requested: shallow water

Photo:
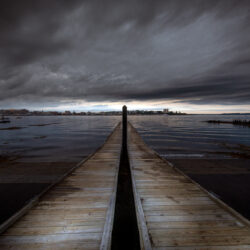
[0,116,120,162]
[1,115,250,163]
[129,114,250,159]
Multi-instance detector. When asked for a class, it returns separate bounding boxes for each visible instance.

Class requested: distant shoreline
[2,109,250,117]
[2,113,250,116]
[0,109,187,116]
[1,114,188,116]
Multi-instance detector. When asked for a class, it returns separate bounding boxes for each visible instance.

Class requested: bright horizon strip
[15,100,250,114]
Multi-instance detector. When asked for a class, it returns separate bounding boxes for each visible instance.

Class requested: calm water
[0,116,120,162]
[129,115,250,159]
[1,115,250,163]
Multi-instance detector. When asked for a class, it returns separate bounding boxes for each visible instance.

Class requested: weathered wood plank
[147,220,244,229]
[153,235,250,247]
[0,242,100,250]
[0,233,102,244]
[149,227,250,237]
[154,246,250,250]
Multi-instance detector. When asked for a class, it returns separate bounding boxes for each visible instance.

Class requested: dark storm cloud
[0,0,82,67]
[1,0,250,108]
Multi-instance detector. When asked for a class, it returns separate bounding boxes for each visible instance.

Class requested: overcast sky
[1,0,250,113]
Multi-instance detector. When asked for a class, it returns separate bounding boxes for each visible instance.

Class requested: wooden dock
[128,122,250,249]
[0,123,121,249]
[1,112,250,249]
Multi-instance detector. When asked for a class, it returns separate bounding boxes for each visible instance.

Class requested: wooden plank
[144,209,225,216]
[146,214,234,222]
[0,233,102,244]
[16,212,106,222]
[147,220,244,229]
[12,220,104,228]
[28,208,106,216]
[4,225,104,235]
[154,246,250,250]
[0,242,100,250]
[149,227,250,237]
[152,235,250,247]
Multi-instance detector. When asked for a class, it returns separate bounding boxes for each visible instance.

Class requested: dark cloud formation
[1,0,250,109]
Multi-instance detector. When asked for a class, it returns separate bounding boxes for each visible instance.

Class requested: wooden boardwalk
[127,122,250,249]
[0,123,121,249]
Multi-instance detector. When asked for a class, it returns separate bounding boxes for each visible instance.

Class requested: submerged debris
[33,135,47,139]
[0,126,24,130]
[206,120,250,127]
[0,115,10,124]
[29,123,59,127]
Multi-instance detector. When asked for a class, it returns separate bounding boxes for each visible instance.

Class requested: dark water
[129,115,250,159]
[0,116,120,162]
[1,115,250,163]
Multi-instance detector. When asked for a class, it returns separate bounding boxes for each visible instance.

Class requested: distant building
[0,109,30,115]
[163,109,169,113]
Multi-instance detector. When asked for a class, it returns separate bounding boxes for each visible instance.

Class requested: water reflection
[129,115,250,159]
[0,116,120,162]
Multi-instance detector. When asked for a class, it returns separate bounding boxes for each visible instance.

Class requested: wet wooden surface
[0,123,121,249]
[127,122,250,250]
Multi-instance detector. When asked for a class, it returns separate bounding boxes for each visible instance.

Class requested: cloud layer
[1,0,250,109]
